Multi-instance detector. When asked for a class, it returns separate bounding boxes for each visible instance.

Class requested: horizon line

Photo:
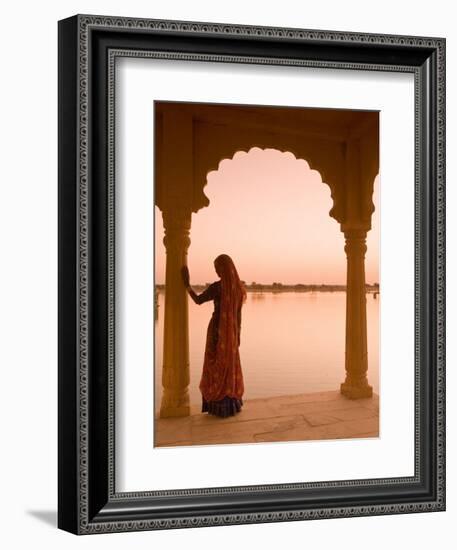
[155,282,380,286]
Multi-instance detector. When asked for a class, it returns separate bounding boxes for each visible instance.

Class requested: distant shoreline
[155,283,379,293]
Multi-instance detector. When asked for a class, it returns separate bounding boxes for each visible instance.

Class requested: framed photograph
[58,14,445,534]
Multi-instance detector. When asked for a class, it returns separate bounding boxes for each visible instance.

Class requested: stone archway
[155,101,379,418]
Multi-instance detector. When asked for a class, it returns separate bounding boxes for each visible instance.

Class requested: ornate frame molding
[58,14,445,534]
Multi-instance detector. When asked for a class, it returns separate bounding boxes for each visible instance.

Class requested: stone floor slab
[155,391,379,447]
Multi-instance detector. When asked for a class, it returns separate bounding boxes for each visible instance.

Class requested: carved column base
[340,380,373,399]
[160,388,190,418]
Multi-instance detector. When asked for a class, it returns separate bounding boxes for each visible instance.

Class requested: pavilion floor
[155,390,379,447]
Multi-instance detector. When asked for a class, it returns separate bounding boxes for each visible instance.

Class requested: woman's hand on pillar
[181,265,190,288]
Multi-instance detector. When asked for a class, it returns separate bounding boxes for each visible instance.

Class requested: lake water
[154,291,379,408]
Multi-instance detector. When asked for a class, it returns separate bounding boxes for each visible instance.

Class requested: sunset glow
[155,147,379,285]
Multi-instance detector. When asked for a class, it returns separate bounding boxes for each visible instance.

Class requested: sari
[197,254,246,417]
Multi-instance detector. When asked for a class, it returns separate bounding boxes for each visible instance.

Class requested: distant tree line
[155,282,380,293]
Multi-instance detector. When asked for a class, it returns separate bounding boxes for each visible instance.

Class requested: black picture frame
[58,14,446,534]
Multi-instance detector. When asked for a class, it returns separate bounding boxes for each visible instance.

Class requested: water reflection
[154,291,379,409]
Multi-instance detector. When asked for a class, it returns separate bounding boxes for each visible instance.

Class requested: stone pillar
[160,211,191,417]
[341,229,373,399]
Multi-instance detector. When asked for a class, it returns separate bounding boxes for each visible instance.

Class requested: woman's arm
[181,266,215,305]
[187,287,201,305]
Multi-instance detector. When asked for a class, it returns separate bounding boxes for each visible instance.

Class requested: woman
[181,254,246,418]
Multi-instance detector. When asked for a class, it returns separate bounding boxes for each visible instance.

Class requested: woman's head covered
[214,253,233,274]
[214,254,246,303]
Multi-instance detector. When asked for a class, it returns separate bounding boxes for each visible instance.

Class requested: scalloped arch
[192,146,344,223]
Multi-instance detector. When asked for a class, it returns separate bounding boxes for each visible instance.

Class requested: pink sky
[155,147,379,285]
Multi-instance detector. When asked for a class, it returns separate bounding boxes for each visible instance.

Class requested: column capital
[162,208,192,229]
[343,229,367,257]
[342,227,368,239]
[161,209,192,252]
[163,225,191,252]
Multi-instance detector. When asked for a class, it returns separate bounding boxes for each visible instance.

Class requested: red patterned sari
[190,255,246,417]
